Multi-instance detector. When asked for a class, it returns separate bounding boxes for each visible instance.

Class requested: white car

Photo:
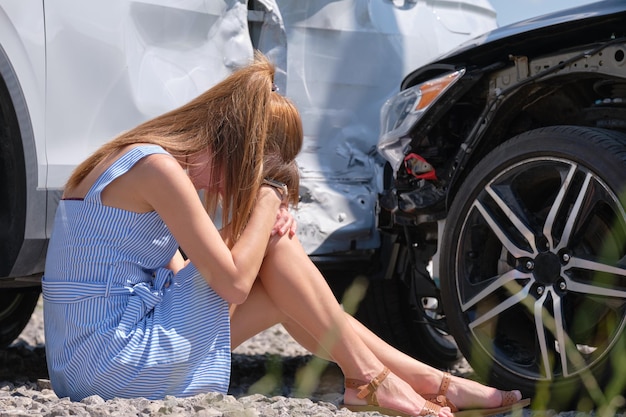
[0,0,495,365]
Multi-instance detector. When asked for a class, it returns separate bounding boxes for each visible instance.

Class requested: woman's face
[187,151,222,194]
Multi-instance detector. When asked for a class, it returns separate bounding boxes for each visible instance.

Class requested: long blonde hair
[263,94,303,205]
[66,52,299,243]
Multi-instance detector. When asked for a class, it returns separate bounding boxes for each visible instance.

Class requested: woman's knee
[265,233,308,264]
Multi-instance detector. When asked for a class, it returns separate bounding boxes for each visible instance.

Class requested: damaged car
[377,0,626,409]
[0,0,496,366]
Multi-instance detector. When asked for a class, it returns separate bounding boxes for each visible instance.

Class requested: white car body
[0,0,496,280]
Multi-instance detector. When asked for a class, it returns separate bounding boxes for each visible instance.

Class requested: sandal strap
[501,390,519,406]
[344,367,390,406]
[438,372,451,396]
[424,372,458,412]
[420,400,443,416]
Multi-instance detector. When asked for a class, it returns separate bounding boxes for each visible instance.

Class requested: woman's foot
[342,367,454,417]
[421,371,527,412]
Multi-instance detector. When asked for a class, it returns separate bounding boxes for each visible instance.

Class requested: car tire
[0,288,40,348]
[440,126,626,410]
[355,275,461,369]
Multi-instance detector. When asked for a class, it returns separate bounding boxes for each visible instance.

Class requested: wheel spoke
[551,292,571,377]
[567,257,626,298]
[467,278,531,329]
[553,171,592,252]
[533,288,579,379]
[461,268,531,311]
[567,279,626,299]
[473,199,533,259]
[533,290,553,378]
[568,256,626,278]
[542,164,577,250]
[485,185,537,255]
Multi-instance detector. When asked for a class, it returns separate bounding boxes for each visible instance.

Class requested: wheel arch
[445,69,626,210]
[0,42,47,281]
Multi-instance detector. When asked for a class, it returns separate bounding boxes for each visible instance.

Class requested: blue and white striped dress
[42,145,231,401]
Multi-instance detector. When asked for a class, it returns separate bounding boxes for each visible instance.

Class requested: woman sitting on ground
[42,52,529,417]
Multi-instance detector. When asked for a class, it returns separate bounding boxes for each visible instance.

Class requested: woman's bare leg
[345,314,522,409]
[231,234,521,412]
[230,235,453,417]
[230,281,288,349]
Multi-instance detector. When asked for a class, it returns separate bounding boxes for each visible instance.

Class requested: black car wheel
[324,245,460,369]
[0,288,40,348]
[440,126,626,410]
[356,274,461,369]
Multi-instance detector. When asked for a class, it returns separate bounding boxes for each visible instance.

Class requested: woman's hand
[272,204,297,237]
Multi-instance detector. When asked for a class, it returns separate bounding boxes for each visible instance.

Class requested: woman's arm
[136,154,281,304]
[165,249,189,275]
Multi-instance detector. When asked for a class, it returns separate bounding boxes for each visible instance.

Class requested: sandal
[424,372,531,417]
[341,367,445,417]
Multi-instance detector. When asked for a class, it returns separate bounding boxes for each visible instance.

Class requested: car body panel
[18,0,495,257]
[403,0,625,88]
[0,0,496,279]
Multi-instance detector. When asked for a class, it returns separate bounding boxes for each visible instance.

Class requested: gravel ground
[0,297,594,417]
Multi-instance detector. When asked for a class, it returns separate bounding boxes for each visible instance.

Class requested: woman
[42,52,529,417]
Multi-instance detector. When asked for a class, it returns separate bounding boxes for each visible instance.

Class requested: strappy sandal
[424,372,531,417]
[341,367,445,417]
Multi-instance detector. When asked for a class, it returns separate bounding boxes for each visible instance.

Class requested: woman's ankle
[406,368,444,394]
[342,386,366,406]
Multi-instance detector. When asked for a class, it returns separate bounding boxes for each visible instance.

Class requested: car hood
[402,0,626,88]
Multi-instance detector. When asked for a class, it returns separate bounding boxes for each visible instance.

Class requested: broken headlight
[377,69,465,173]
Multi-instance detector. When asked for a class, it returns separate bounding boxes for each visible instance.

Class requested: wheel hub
[532,251,562,285]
